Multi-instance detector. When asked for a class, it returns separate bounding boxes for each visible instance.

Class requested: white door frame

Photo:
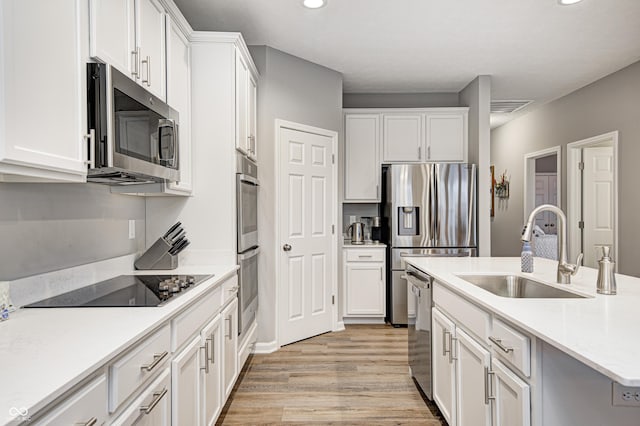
[274,119,339,349]
[567,131,619,265]
[523,146,562,222]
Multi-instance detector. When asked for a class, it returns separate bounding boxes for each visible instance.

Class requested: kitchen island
[405,256,640,426]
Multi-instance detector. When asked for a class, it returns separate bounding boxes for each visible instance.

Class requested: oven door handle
[238,247,260,261]
[238,174,260,186]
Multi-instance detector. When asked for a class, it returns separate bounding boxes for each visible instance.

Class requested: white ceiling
[175,0,640,121]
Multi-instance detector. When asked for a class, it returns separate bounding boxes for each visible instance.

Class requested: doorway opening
[524,146,562,260]
[567,132,619,269]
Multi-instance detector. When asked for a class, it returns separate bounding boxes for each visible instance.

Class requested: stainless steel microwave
[86,63,180,185]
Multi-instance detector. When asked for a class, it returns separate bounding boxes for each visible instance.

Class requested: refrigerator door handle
[430,167,438,246]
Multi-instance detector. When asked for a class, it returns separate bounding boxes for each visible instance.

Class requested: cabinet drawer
[222,275,239,304]
[345,249,385,262]
[172,286,223,352]
[433,282,490,343]
[109,324,171,413]
[34,375,107,425]
[111,368,171,426]
[490,318,531,377]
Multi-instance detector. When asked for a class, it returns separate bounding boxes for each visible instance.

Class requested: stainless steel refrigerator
[383,163,477,326]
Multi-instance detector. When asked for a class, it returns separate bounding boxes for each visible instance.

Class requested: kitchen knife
[163,222,181,239]
[173,240,190,255]
[170,236,186,250]
[169,239,189,256]
[170,230,186,244]
[165,226,184,242]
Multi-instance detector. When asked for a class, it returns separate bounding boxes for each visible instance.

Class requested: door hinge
[332,154,335,164]
[578,220,584,229]
[332,224,335,234]
[578,161,584,171]
[332,295,335,305]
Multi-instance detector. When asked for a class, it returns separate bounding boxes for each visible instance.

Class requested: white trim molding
[274,119,339,348]
[566,131,619,267]
[253,340,279,354]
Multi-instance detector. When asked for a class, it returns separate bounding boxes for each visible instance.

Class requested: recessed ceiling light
[558,0,583,5]
[303,0,326,9]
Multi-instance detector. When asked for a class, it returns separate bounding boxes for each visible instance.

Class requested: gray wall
[459,76,492,256]
[491,60,640,276]
[343,92,459,108]
[0,183,145,280]
[248,46,343,345]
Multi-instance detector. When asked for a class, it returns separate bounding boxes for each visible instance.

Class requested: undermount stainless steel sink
[456,274,588,299]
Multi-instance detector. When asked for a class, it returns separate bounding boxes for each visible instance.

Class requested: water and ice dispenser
[398,207,419,236]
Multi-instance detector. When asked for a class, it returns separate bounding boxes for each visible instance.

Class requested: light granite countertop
[404,256,640,386]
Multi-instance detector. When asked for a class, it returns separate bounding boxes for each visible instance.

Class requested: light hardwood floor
[217,324,446,425]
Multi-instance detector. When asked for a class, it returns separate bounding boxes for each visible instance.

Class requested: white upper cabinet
[235,49,258,160]
[90,0,166,100]
[344,114,380,202]
[382,113,424,162]
[0,0,88,182]
[166,16,193,194]
[426,110,468,162]
[135,0,166,100]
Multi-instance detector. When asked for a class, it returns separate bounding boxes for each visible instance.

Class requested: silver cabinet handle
[443,330,450,357]
[225,315,232,339]
[141,55,150,86]
[140,351,168,372]
[489,336,514,354]
[209,333,215,365]
[283,244,292,252]
[418,146,421,159]
[450,336,458,363]
[84,129,95,168]
[358,255,373,258]
[139,388,167,415]
[80,417,97,426]
[427,146,431,159]
[131,49,139,78]
[200,343,210,373]
[484,367,495,405]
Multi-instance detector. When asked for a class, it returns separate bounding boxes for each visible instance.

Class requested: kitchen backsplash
[342,203,379,234]
[0,183,145,281]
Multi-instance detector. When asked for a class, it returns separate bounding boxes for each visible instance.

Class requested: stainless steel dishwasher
[406,264,433,399]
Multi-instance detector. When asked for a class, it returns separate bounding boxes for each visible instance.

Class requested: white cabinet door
[33,375,108,425]
[492,358,531,426]
[0,0,87,181]
[111,369,171,426]
[425,112,466,162]
[248,73,258,160]
[201,314,223,426]
[344,114,380,201]
[222,298,239,398]
[432,307,456,426]
[89,0,136,78]
[344,263,385,316]
[136,0,166,100]
[235,51,249,156]
[456,328,491,426]
[172,336,202,426]
[166,17,193,194]
[382,113,423,162]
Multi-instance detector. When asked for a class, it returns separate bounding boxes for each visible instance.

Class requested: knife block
[134,237,178,270]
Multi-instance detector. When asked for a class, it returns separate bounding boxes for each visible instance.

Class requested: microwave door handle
[157,119,177,167]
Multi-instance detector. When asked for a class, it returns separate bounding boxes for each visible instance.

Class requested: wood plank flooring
[217,324,446,425]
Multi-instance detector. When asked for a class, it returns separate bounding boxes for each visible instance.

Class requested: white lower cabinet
[172,336,202,425]
[343,247,386,319]
[491,358,530,426]
[201,314,223,426]
[222,298,239,398]
[432,303,530,426]
[111,368,171,426]
[33,375,108,425]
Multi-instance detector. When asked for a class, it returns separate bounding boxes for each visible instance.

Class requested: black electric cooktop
[23,274,213,308]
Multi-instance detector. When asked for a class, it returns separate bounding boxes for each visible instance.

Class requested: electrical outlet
[128,220,135,239]
[612,383,640,406]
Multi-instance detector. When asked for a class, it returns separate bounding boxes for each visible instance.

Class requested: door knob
[283,244,292,252]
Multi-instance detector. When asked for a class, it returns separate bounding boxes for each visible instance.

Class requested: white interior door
[582,146,614,267]
[279,126,335,346]
[534,174,558,235]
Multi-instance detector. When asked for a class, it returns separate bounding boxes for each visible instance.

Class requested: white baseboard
[254,340,278,354]
[343,317,386,325]
[334,321,346,332]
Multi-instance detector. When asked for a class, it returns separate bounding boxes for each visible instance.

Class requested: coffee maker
[370,216,382,243]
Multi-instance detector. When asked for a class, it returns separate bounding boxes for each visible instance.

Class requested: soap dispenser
[521,241,534,273]
[596,246,617,295]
